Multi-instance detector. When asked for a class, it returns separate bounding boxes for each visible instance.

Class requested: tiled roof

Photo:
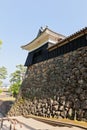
[48,27,87,51]
[21,27,65,51]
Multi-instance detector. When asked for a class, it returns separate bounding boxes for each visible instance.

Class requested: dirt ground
[0,116,85,130]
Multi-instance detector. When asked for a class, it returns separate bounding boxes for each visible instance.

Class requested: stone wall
[8,46,87,121]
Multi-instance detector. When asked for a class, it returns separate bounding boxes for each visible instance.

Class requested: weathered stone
[75,88,83,94]
[33,99,37,104]
[36,103,41,109]
[83,111,87,120]
[59,105,64,111]
[8,46,87,121]
[53,100,58,105]
[59,96,66,105]
[43,99,47,104]
[78,79,84,84]
[60,111,65,118]
[68,108,73,117]
[74,99,81,110]
[55,111,60,117]
[48,98,53,105]
[81,100,87,109]
[45,103,48,108]
[79,93,86,101]
[42,107,46,113]
[60,100,65,105]
[52,105,58,111]
[65,101,72,108]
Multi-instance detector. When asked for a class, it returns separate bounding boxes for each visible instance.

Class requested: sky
[0,0,87,84]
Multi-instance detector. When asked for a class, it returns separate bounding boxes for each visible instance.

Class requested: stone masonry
[8,46,87,121]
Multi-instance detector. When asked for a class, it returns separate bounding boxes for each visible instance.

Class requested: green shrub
[0,89,3,94]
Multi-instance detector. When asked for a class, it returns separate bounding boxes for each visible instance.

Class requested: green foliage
[9,81,21,97]
[0,40,3,49]
[9,64,26,97]
[0,66,7,86]
[0,66,7,79]
[0,40,2,46]
[0,42,8,86]
[10,64,26,84]
[0,88,3,94]
[0,81,3,86]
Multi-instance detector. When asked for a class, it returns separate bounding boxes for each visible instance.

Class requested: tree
[9,64,26,97]
[0,40,2,48]
[10,64,26,83]
[0,41,7,86]
[9,81,21,97]
[0,66,7,86]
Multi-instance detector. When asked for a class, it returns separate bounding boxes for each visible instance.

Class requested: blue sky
[0,0,87,84]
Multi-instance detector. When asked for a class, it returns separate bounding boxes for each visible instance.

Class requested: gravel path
[0,116,84,130]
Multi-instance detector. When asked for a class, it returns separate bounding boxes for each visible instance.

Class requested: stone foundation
[8,46,87,121]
